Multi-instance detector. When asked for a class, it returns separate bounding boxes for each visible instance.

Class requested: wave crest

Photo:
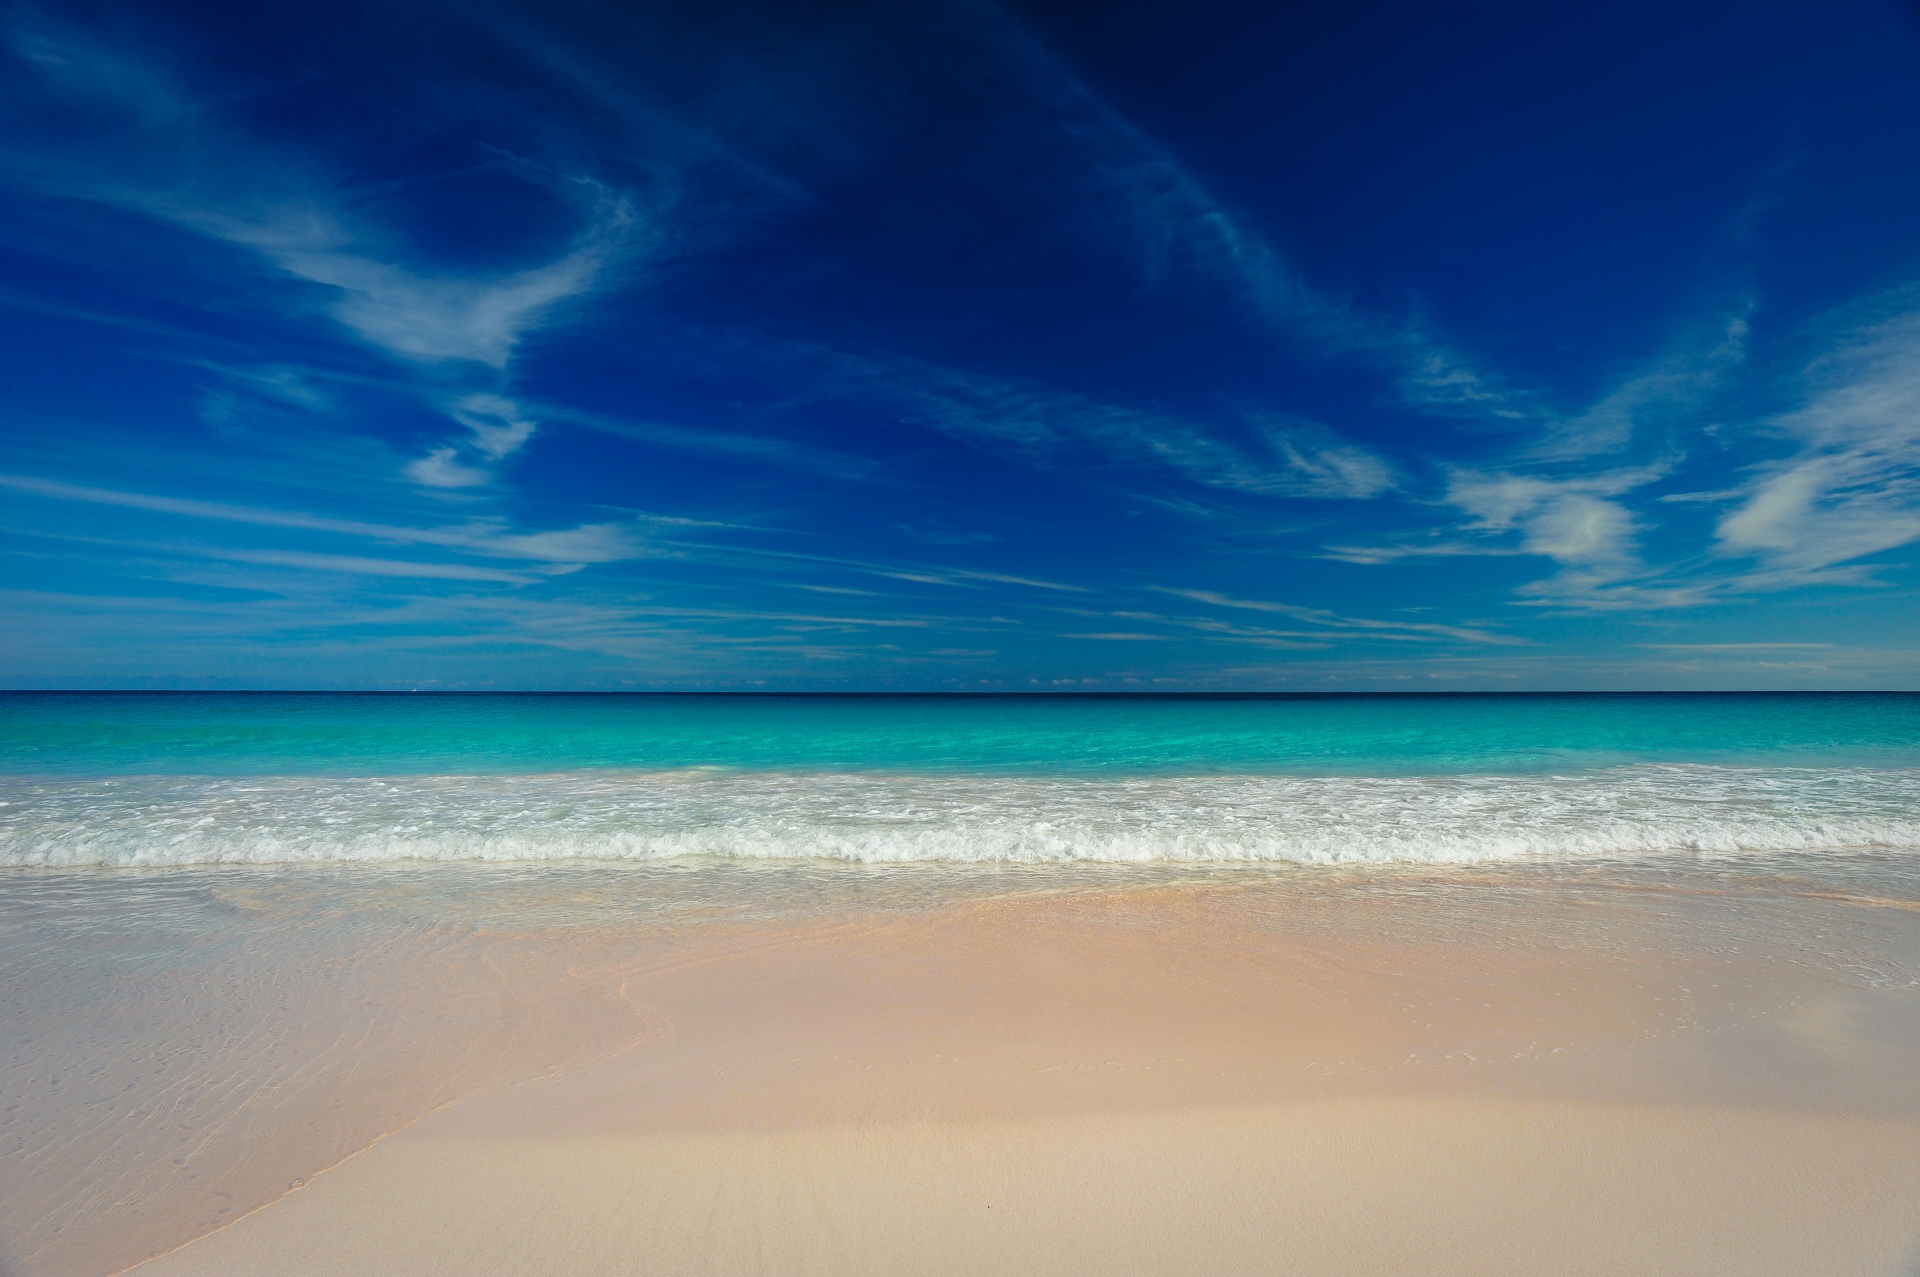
[3,765,1918,868]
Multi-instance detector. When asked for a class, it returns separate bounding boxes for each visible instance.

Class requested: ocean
[3,690,1919,868]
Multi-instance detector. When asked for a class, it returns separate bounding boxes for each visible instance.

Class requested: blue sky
[4,0,1920,689]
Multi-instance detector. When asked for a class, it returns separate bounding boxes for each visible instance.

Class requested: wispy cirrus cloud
[535,402,888,483]
[904,568,1088,592]
[1638,642,1837,652]
[403,448,494,490]
[5,472,1104,614]
[204,201,631,369]
[7,3,1443,522]
[449,395,541,459]
[3,19,637,372]
[0,473,656,567]
[696,541,1091,595]
[190,548,544,584]
[1147,586,1523,644]
[1092,609,1328,648]
[1250,418,1398,498]
[1402,286,1920,611]
[1717,291,1920,577]
[1297,467,1662,601]
[821,350,1397,500]
[1311,303,1762,609]
[406,394,546,488]
[979,2,1529,422]
[199,363,334,411]
[1526,312,1751,461]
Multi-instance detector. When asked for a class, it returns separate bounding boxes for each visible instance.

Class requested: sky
[4,0,1920,690]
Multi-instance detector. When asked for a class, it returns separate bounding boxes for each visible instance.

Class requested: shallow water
[5,692,1920,869]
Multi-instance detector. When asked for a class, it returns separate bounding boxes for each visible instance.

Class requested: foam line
[3,765,1918,868]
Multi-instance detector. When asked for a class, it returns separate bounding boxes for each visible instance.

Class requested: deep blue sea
[3,691,1919,868]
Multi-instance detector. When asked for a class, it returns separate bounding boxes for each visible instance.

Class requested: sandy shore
[124,1098,1920,1277]
[81,874,1916,1276]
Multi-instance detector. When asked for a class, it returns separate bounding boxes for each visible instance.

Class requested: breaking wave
[4,764,1919,868]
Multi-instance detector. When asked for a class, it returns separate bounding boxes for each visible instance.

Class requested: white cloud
[404,448,491,489]
[1257,421,1397,499]
[1445,467,1662,574]
[448,394,540,459]
[474,524,648,565]
[405,393,546,489]
[1516,492,1637,566]
[275,238,610,368]
[1718,297,1920,574]
[165,194,629,368]
[1323,465,1697,610]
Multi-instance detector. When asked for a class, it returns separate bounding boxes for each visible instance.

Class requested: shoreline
[38,870,1914,1276]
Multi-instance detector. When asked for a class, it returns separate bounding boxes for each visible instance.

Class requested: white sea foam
[4,764,1920,869]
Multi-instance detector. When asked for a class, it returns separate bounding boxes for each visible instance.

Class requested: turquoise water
[3,692,1919,867]
[4,691,1919,776]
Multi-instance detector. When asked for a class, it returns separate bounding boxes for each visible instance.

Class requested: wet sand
[7,865,1920,1275]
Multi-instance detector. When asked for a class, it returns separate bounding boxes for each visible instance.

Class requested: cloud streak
[1148,587,1523,644]
[0,473,655,566]
[980,2,1530,421]
[824,350,1397,500]
[1527,314,1750,461]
